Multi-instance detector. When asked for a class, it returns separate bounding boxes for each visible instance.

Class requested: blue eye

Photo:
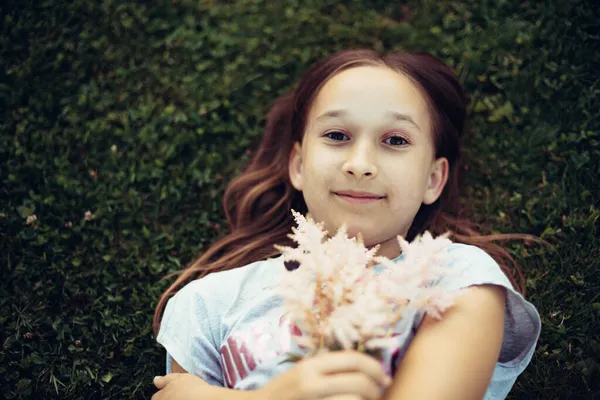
[324,130,350,141]
[383,135,409,146]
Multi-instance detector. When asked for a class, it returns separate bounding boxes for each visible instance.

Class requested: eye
[324,130,350,141]
[383,135,409,147]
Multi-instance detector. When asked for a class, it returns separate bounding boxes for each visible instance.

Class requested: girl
[152,49,541,400]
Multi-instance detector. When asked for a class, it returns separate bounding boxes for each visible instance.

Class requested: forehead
[307,65,431,130]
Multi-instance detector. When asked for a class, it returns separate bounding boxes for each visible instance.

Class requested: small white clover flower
[84,211,94,221]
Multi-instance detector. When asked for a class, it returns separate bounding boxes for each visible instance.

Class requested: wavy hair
[153,49,534,335]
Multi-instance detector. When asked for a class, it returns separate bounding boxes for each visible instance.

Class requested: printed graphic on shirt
[220,314,302,388]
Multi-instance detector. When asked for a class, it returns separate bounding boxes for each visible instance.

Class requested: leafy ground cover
[1,0,598,398]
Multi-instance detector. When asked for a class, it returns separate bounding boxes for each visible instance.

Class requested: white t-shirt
[157,243,541,399]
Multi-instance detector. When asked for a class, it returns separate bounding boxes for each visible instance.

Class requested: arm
[155,353,391,400]
[172,360,252,400]
[153,358,254,400]
[382,284,506,400]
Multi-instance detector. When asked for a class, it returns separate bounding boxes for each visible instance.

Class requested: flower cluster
[275,210,458,358]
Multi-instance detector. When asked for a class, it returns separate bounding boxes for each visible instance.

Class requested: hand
[256,350,392,400]
[152,373,209,400]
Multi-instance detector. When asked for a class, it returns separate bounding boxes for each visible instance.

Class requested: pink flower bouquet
[275,210,459,361]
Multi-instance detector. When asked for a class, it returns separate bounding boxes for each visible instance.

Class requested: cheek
[386,172,428,204]
[306,144,336,168]
[304,151,338,185]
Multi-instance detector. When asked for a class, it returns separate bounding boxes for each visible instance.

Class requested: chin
[344,226,376,243]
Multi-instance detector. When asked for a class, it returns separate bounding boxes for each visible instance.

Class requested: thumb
[153,373,182,389]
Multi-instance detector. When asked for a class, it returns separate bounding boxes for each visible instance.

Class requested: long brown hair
[153,49,534,335]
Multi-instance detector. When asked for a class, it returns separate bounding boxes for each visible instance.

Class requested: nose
[342,142,378,179]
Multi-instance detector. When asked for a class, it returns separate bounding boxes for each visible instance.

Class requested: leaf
[488,101,514,122]
[16,378,31,390]
[101,372,114,383]
[17,205,35,218]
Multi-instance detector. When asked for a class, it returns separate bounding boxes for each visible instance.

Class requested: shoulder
[445,242,500,266]
[159,256,284,342]
[439,243,513,291]
[170,256,285,309]
[388,279,507,398]
[388,243,541,398]
[441,243,542,377]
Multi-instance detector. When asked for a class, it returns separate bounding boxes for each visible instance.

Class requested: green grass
[1,0,598,398]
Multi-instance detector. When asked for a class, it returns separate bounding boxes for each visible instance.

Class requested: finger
[319,373,381,400]
[153,373,182,389]
[312,351,391,387]
[321,395,363,400]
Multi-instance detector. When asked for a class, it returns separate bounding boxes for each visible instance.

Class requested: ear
[288,142,304,191]
[423,157,449,205]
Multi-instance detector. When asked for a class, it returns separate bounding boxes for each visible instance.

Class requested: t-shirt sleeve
[156,279,224,386]
[442,244,542,378]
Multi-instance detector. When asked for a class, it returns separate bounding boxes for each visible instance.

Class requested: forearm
[197,385,255,400]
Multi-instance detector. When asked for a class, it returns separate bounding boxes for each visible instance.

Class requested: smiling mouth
[334,191,385,204]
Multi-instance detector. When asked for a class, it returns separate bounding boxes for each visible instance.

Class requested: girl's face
[289,65,448,259]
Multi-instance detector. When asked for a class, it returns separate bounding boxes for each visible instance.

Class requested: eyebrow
[315,109,421,131]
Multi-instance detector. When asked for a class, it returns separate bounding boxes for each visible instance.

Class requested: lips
[334,190,385,205]
[335,190,385,199]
